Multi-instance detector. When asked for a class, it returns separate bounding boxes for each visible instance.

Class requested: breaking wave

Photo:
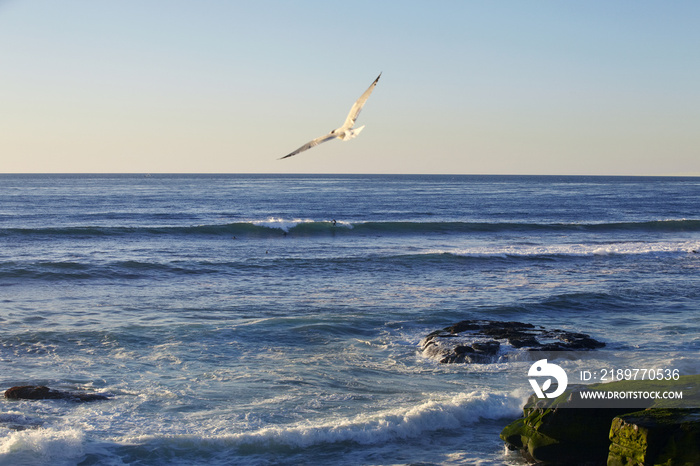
[123,391,522,450]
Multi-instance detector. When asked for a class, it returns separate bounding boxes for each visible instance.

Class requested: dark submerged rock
[4,385,109,402]
[421,319,604,364]
[0,412,44,431]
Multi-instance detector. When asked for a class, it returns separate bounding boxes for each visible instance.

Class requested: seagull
[280,73,381,159]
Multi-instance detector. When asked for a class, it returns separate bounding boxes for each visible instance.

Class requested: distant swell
[1,240,697,281]
[2,219,699,238]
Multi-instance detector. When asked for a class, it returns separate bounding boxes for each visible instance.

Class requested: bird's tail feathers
[342,125,365,141]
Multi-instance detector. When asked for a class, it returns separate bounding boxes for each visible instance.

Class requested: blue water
[1,174,699,465]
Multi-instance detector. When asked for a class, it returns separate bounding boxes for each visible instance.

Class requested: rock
[500,387,633,465]
[421,320,604,363]
[4,385,109,402]
[500,375,700,465]
[608,409,700,466]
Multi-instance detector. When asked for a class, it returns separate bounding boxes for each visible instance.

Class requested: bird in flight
[280,73,381,159]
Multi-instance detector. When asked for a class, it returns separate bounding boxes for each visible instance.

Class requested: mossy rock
[501,401,631,464]
[501,375,700,465]
[608,408,700,466]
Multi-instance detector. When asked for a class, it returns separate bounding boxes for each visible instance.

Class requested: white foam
[122,391,523,449]
[0,427,85,465]
[251,217,314,232]
[432,240,700,259]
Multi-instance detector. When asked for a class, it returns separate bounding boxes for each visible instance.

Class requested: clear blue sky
[1,1,699,174]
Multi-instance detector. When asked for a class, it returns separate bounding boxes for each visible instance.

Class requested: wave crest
[124,391,522,450]
[3,218,699,238]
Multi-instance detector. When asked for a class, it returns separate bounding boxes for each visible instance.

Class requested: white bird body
[340,125,364,141]
[280,73,380,159]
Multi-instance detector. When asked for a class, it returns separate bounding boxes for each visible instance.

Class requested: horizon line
[2,172,699,178]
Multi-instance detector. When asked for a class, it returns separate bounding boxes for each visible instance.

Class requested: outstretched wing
[341,73,381,131]
[279,132,338,159]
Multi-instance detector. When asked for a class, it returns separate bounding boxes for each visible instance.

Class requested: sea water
[1,174,698,465]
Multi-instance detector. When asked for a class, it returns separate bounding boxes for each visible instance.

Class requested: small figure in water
[331,219,337,226]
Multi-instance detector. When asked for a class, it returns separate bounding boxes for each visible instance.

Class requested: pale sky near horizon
[1,1,699,175]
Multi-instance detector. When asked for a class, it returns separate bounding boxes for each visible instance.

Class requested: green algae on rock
[608,409,700,466]
[500,375,700,465]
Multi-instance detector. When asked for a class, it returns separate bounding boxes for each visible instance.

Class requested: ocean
[1,174,698,465]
